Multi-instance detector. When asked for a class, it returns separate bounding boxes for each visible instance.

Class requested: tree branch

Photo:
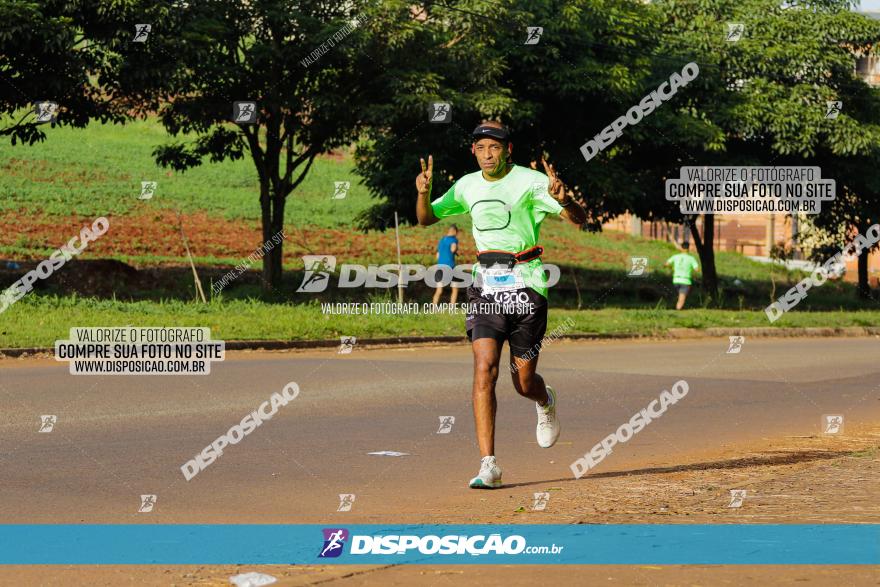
[286,152,317,197]
[241,124,267,183]
[283,143,316,186]
[686,215,704,251]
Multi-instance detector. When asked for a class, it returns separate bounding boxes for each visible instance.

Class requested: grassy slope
[0,118,374,225]
[0,118,835,283]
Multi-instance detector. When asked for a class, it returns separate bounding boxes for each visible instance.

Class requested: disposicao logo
[319,528,349,558]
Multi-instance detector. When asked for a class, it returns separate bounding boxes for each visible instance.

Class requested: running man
[433,224,459,306]
[415,121,587,489]
[665,242,700,310]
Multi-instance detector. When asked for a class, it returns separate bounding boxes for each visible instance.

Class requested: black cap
[472,124,511,142]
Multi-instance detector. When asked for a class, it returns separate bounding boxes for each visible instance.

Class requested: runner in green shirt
[415,121,587,489]
[665,242,700,310]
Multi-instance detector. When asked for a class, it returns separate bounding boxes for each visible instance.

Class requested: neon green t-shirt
[430,164,563,297]
[666,253,699,285]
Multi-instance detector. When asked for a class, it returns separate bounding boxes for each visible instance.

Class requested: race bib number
[480,264,524,294]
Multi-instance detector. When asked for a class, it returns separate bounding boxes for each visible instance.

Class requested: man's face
[473,137,508,176]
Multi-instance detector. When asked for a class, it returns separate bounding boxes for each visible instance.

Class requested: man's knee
[475,356,499,384]
[511,364,535,395]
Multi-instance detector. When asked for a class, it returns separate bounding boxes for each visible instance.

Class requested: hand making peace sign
[540,157,567,203]
[416,155,434,196]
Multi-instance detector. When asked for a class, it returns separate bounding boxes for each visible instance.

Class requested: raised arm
[542,158,586,226]
[416,155,439,226]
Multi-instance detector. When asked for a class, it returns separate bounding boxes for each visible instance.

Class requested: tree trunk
[857,242,870,299]
[259,180,285,292]
[687,214,718,300]
[267,190,286,291]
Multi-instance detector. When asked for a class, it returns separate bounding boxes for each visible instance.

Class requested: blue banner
[1,524,876,565]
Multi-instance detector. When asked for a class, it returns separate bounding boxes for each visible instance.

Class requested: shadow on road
[504,448,851,488]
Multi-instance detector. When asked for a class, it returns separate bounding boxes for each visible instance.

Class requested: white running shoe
[536,385,560,448]
[468,456,502,489]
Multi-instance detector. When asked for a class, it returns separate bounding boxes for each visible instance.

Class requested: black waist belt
[476,246,543,269]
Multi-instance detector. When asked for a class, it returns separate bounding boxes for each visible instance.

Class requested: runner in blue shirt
[433,225,459,305]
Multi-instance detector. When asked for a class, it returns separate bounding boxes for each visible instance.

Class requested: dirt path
[3,425,877,585]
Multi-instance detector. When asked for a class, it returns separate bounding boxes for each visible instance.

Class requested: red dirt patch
[1,209,479,267]
[2,209,593,270]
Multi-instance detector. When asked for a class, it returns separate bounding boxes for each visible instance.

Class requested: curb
[667,326,880,338]
[2,327,878,359]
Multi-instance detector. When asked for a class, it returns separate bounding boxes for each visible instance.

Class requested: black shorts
[465,285,548,358]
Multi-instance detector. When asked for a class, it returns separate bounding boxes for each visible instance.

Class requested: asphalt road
[2,336,878,524]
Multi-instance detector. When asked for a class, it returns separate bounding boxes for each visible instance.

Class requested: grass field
[0,118,374,226]
[3,294,880,349]
[1,118,878,348]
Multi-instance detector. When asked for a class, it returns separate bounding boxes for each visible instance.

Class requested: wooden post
[394,211,403,304]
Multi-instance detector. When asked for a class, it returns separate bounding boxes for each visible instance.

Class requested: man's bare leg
[510,353,550,405]
[472,337,501,457]
[676,292,687,310]
[511,350,560,448]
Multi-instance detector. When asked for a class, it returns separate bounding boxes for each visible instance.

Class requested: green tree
[0,0,127,145]
[108,0,388,290]
[354,0,667,230]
